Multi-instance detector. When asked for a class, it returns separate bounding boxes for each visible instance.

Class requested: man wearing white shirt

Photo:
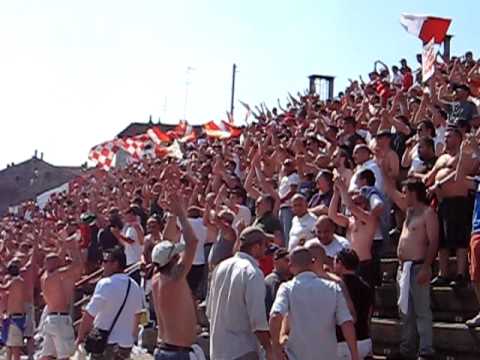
[77,246,145,360]
[278,159,300,247]
[111,206,144,284]
[229,188,253,234]
[269,247,359,360]
[288,195,317,250]
[315,216,350,267]
[349,144,384,194]
[180,207,208,299]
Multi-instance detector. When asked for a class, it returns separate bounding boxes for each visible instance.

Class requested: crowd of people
[1,48,480,360]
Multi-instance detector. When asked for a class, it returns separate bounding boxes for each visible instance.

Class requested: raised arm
[328,186,349,228]
[169,192,198,279]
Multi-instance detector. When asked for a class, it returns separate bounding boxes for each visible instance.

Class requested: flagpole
[230,63,237,118]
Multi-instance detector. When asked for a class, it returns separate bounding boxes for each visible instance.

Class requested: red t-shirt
[259,255,274,276]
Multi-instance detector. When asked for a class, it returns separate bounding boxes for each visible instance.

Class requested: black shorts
[187,264,205,298]
[438,196,474,249]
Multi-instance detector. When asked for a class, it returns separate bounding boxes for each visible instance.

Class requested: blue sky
[0,0,478,168]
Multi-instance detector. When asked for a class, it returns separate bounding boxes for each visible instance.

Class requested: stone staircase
[372,255,480,359]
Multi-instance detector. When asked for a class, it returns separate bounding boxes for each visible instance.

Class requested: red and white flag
[88,140,120,171]
[221,120,242,138]
[147,127,172,145]
[178,123,196,143]
[117,134,151,160]
[203,121,232,139]
[154,140,183,159]
[400,14,451,44]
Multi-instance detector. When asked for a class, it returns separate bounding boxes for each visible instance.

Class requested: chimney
[40,152,44,160]
[34,150,38,158]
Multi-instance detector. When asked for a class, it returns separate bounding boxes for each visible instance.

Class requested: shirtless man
[425,128,477,287]
[0,260,27,360]
[18,232,40,360]
[328,178,378,288]
[150,189,202,359]
[383,176,438,359]
[39,230,84,360]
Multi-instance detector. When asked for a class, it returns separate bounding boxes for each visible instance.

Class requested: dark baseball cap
[103,246,127,269]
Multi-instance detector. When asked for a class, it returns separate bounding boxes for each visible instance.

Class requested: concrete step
[371,317,480,355]
[374,284,479,323]
[380,257,460,283]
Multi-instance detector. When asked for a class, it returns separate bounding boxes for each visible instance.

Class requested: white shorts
[337,338,372,359]
[6,320,24,347]
[24,303,36,338]
[40,314,76,359]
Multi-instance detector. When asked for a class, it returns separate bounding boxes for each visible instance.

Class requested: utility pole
[183,66,194,120]
[230,63,237,117]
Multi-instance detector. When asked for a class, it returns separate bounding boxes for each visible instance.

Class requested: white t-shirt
[320,234,351,258]
[121,225,143,266]
[288,212,317,250]
[233,205,252,233]
[86,274,145,347]
[180,217,208,265]
[279,172,300,208]
[349,159,384,194]
[369,194,384,241]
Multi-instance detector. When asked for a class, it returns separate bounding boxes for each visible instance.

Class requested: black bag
[85,278,132,354]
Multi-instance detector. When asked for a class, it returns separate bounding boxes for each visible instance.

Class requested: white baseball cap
[151,241,185,267]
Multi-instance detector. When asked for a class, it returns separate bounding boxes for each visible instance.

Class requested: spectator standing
[39,233,84,360]
[77,246,145,360]
[98,208,122,253]
[269,247,358,360]
[207,227,273,360]
[150,188,205,360]
[288,194,317,250]
[383,177,438,359]
[264,248,290,315]
[111,206,144,284]
[314,215,351,267]
[334,248,374,360]
[278,159,300,247]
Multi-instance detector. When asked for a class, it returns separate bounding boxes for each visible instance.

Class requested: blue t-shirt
[472,177,480,235]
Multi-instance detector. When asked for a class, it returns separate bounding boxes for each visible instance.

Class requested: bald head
[292,194,308,217]
[304,239,326,263]
[289,246,313,274]
[304,239,326,275]
[315,215,335,246]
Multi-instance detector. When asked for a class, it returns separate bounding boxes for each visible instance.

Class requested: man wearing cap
[207,226,274,360]
[77,246,145,360]
[269,247,358,360]
[334,249,374,360]
[264,248,290,315]
[0,259,27,360]
[150,193,205,360]
[437,83,478,126]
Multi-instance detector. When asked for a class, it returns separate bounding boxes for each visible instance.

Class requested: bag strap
[107,277,132,336]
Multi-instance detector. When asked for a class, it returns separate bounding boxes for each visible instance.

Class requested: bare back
[397,206,429,261]
[41,270,76,313]
[6,277,27,315]
[152,271,197,347]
